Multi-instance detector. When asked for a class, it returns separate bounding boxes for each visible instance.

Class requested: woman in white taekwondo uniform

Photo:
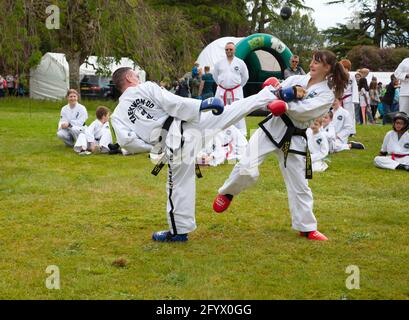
[374,112,409,172]
[213,42,249,137]
[394,57,409,115]
[110,67,298,242]
[213,50,349,241]
[57,89,88,147]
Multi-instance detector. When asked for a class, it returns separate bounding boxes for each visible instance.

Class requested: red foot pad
[300,230,328,241]
[213,194,232,213]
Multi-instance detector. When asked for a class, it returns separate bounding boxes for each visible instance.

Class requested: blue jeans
[391,103,399,112]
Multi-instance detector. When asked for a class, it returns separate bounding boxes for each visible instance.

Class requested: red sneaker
[213,194,232,213]
[300,230,328,241]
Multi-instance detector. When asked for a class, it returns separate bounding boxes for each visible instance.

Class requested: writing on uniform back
[128,99,154,123]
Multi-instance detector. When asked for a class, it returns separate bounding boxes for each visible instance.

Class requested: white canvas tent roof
[30,53,146,100]
[196,36,281,73]
[29,53,69,100]
[350,71,394,87]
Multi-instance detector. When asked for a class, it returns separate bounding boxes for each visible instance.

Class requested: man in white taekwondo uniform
[213,42,249,137]
[394,57,409,115]
[57,90,88,147]
[110,67,297,242]
[340,59,359,135]
[374,112,409,172]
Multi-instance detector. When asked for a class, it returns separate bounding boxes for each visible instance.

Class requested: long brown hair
[313,50,349,99]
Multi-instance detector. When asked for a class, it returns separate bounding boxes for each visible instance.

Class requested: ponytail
[330,62,349,99]
[312,50,349,99]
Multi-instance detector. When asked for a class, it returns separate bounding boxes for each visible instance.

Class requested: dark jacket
[382,82,396,106]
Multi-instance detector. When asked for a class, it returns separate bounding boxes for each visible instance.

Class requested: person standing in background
[340,59,359,134]
[369,77,380,121]
[394,57,409,114]
[354,72,363,125]
[198,66,215,100]
[213,42,249,137]
[6,74,15,96]
[284,55,306,79]
[0,75,6,98]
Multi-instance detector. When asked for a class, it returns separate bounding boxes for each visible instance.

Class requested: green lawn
[0,97,408,300]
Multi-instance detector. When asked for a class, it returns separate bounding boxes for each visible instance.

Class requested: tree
[266,10,324,70]
[0,1,42,73]
[326,0,409,47]
[0,0,202,89]
[149,0,250,44]
[323,24,374,58]
[346,45,409,71]
[248,0,311,34]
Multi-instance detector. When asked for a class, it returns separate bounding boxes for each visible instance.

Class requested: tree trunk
[67,52,81,91]
[250,0,260,33]
[373,0,383,47]
[257,0,267,33]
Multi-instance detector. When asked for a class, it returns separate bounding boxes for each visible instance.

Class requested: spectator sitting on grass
[74,106,113,155]
[57,89,88,147]
[374,112,409,172]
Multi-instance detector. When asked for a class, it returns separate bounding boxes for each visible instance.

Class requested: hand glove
[267,100,288,117]
[276,85,305,102]
[262,77,280,89]
[200,97,224,116]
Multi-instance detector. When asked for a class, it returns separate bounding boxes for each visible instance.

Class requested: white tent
[30,53,146,100]
[350,71,394,87]
[197,37,242,72]
[196,36,281,73]
[30,53,69,100]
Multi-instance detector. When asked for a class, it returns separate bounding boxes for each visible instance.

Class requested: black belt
[258,114,312,179]
[151,116,202,178]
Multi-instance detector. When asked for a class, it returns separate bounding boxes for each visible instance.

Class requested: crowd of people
[54,46,409,243]
[0,74,25,97]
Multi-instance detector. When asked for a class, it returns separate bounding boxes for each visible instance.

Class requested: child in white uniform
[307,117,329,172]
[374,112,409,171]
[331,98,365,152]
[196,125,247,166]
[74,106,113,155]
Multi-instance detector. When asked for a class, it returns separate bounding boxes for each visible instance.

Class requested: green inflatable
[235,33,293,97]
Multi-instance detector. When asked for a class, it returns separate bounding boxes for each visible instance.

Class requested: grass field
[0,97,408,300]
